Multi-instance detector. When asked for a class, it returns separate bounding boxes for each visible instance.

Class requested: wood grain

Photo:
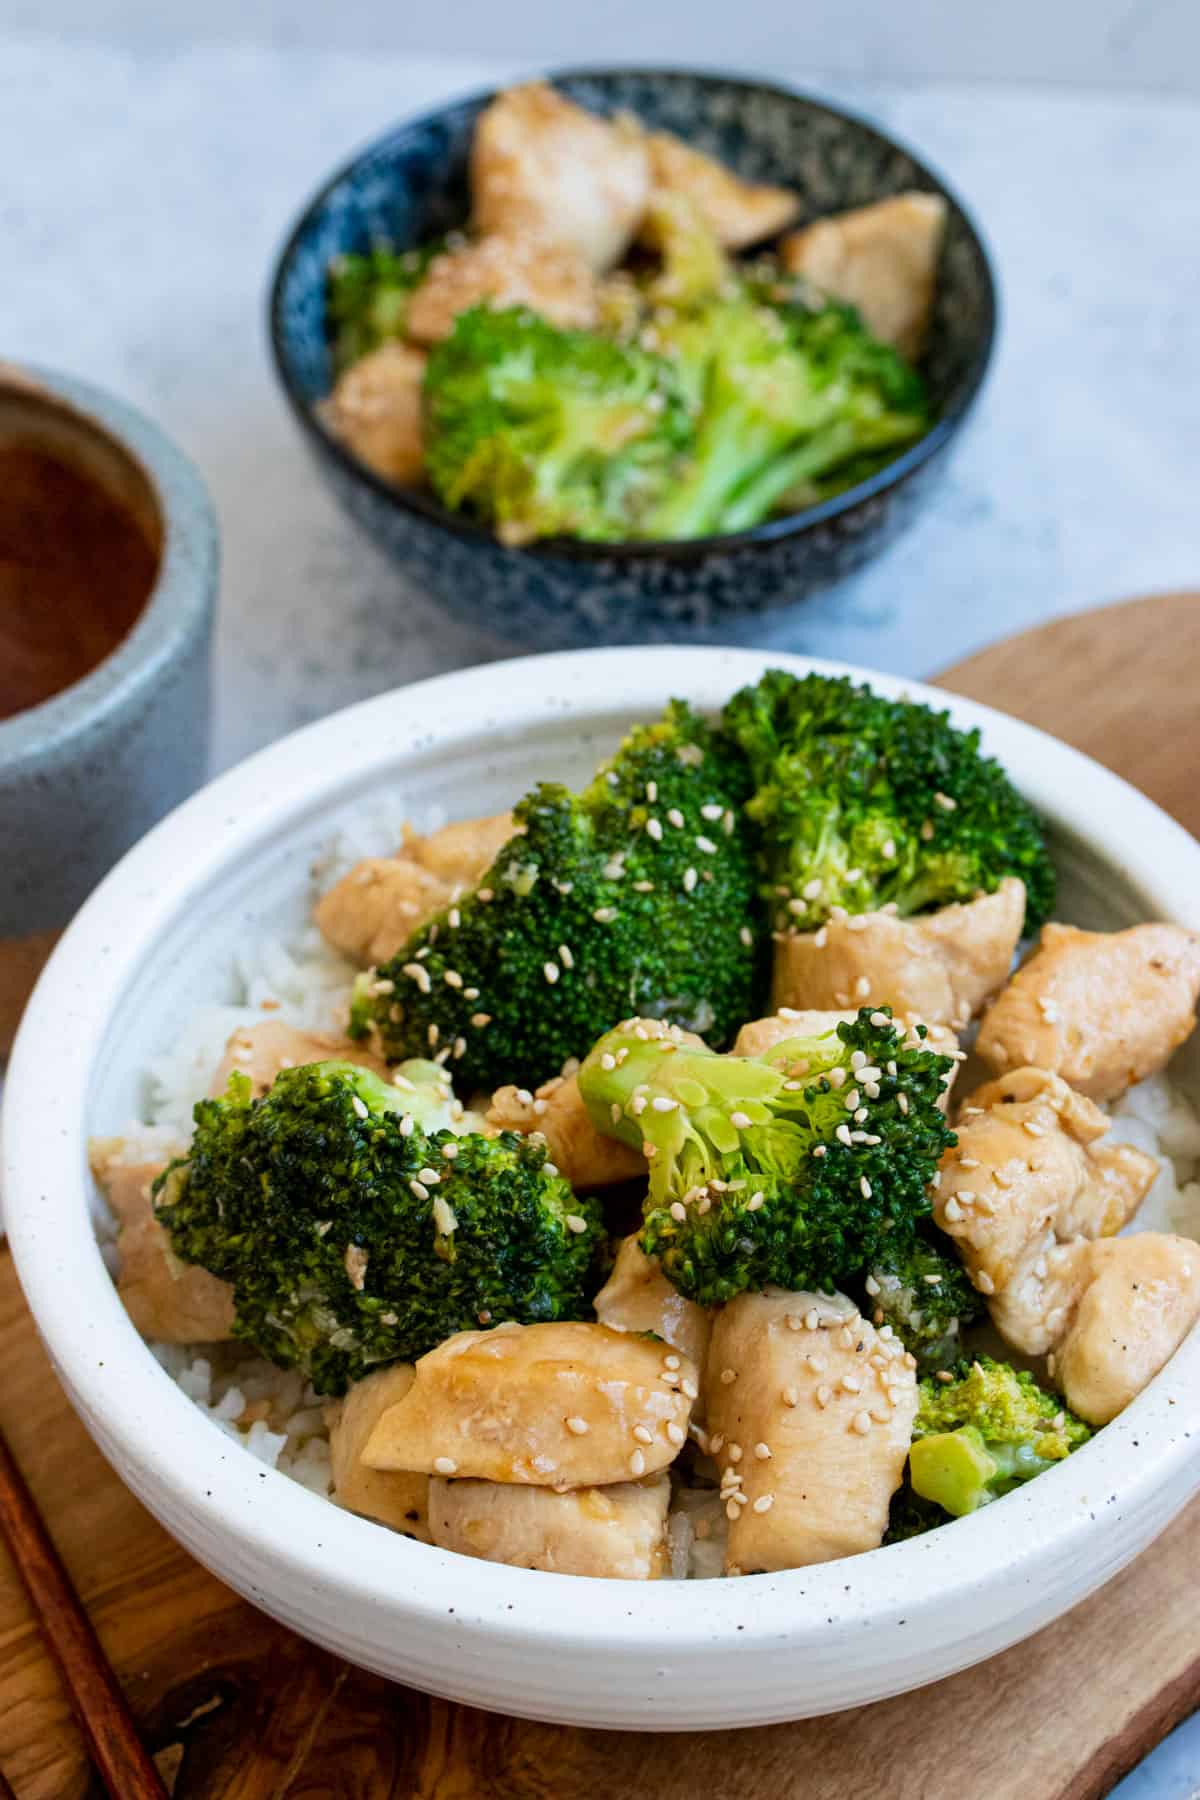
[0,1428,166,1798]
[1,593,1196,1800]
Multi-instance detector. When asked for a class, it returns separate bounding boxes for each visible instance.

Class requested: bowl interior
[272,69,994,459]
[87,704,1196,1139]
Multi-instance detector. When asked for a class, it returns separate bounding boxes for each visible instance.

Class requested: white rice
[94,861,1200,1572]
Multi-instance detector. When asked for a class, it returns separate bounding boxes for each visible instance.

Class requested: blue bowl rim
[267,64,999,563]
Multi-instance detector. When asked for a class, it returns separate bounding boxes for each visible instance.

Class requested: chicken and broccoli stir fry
[92,670,1200,1582]
[322,80,944,543]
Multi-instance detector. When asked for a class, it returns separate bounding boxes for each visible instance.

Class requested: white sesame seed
[976,1270,996,1294]
[813,927,829,948]
[645,817,663,841]
[860,1176,872,1200]
[754,1442,772,1461]
[566,1416,590,1435]
[815,1386,832,1409]
[720,1367,738,1386]
[667,808,685,829]
[747,1190,765,1212]
[633,1424,654,1445]
[934,791,957,811]
[565,1214,588,1235]
[709,1434,725,1454]
[669,1202,687,1223]
[417,1167,440,1184]
[730,1111,751,1129]
[782,1386,799,1407]
[841,1375,863,1394]
[399,1115,415,1138]
[433,1457,458,1475]
[865,1274,881,1297]
[681,1378,698,1400]
[882,838,896,859]
[682,867,698,893]
[943,1196,963,1222]
[727,1444,743,1463]
[805,1308,820,1330]
[852,1411,872,1435]
[630,1450,646,1477]
[695,834,718,854]
[543,961,560,985]
[652,1095,678,1112]
[739,926,753,947]
[593,906,617,923]
[409,1179,429,1200]
[725,1499,740,1521]
[666,1421,686,1446]
[855,977,871,998]
[1024,1120,1046,1138]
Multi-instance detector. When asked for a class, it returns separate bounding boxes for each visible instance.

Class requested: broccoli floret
[327,242,445,374]
[883,1486,946,1544]
[638,282,928,540]
[639,190,730,309]
[422,305,695,544]
[350,702,764,1090]
[153,1061,603,1395]
[908,1356,1091,1518]
[578,1008,954,1305]
[863,1225,985,1375]
[722,668,1056,932]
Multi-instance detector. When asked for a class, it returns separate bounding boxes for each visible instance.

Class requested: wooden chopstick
[0,1426,167,1799]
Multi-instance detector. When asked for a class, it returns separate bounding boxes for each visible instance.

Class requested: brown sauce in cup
[0,445,160,721]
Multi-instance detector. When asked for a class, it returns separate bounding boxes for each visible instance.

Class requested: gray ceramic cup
[0,363,218,1052]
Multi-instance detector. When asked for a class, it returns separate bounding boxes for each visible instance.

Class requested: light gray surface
[4,38,1197,772]
[13,0,1200,96]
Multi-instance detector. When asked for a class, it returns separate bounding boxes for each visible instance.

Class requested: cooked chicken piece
[771,878,1026,1031]
[404,811,514,886]
[427,1472,670,1578]
[731,1008,961,1109]
[209,1019,388,1100]
[642,129,799,249]
[470,82,650,272]
[322,342,426,484]
[327,1364,430,1539]
[1054,1233,1200,1425]
[976,922,1200,1102]
[705,1289,917,1574]
[362,1321,696,1487]
[780,192,947,359]
[404,234,598,344]
[315,856,451,967]
[934,1067,1158,1353]
[487,1073,643,1189]
[314,812,513,967]
[92,1157,235,1343]
[593,1234,712,1370]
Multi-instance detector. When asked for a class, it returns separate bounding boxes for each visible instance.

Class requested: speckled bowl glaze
[4,647,1198,1729]
[269,68,997,649]
[0,365,217,1050]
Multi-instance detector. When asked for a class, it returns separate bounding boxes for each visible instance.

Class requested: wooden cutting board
[1,592,1197,1800]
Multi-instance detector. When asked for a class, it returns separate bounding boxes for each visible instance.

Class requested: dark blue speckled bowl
[269,68,996,648]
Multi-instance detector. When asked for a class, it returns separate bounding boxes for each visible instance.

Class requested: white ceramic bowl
[5,646,1199,1731]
